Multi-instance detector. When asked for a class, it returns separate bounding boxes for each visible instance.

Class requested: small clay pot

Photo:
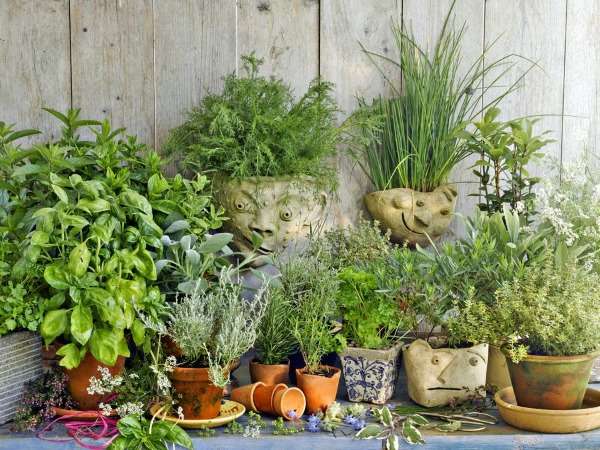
[273,387,306,420]
[230,382,265,412]
[296,365,340,414]
[169,366,224,420]
[508,352,600,410]
[250,359,290,385]
[253,383,287,415]
[65,352,125,411]
[486,345,512,391]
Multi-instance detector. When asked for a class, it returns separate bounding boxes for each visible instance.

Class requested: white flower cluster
[87,367,124,396]
[243,425,261,438]
[98,402,113,416]
[149,355,176,396]
[115,401,145,417]
[176,406,184,421]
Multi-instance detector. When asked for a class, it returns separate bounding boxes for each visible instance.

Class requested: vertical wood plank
[237,0,319,98]
[562,0,600,165]
[402,0,485,238]
[484,0,566,170]
[0,0,70,143]
[70,0,155,147]
[154,0,237,152]
[320,0,401,227]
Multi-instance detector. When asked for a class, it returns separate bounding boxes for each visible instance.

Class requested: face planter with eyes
[364,185,458,246]
[216,177,327,264]
[403,339,489,407]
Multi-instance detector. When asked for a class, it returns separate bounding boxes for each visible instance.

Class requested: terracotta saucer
[495,387,600,433]
[52,406,117,419]
[149,400,245,429]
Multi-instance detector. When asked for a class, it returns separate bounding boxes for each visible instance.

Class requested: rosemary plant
[355,0,532,192]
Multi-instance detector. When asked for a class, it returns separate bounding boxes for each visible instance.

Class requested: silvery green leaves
[155,230,234,295]
[355,407,428,447]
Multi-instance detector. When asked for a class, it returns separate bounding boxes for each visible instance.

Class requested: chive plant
[356,1,533,193]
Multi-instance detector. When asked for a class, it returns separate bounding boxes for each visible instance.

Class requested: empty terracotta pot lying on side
[230,382,306,419]
[296,365,341,414]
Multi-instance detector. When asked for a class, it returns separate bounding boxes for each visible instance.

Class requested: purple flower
[287,410,298,420]
[344,415,358,426]
[352,419,366,431]
[307,415,321,432]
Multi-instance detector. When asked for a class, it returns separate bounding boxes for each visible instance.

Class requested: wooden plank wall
[1,0,598,232]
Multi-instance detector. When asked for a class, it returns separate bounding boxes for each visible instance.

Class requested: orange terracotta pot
[296,365,340,414]
[169,366,224,420]
[250,360,290,385]
[273,387,306,420]
[65,352,125,411]
[230,382,265,412]
[253,383,287,415]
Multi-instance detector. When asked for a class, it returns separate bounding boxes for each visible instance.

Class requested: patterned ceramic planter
[339,342,402,404]
[0,331,43,424]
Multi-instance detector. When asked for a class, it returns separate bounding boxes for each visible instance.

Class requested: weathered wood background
[1,0,598,232]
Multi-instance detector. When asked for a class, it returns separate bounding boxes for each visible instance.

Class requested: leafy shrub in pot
[165,54,347,260]
[457,255,600,410]
[164,269,267,420]
[277,255,341,414]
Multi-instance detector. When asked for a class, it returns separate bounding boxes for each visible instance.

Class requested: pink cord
[37,412,119,450]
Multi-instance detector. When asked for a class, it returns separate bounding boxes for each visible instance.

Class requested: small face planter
[215,176,328,263]
[0,331,43,424]
[169,367,224,420]
[507,351,600,410]
[339,342,402,404]
[364,185,457,246]
[403,339,489,407]
[296,365,340,414]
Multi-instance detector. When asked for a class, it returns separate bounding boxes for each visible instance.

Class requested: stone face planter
[0,331,43,424]
[403,339,489,407]
[339,342,402,404]
[215,176,328,263]
[364,185,457,246]
[486,345,512,390]
[507,352,600,410]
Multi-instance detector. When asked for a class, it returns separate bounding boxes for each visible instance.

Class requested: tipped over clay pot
[253,383,287,415]
[230,381,265,412]
[273,387,306,420]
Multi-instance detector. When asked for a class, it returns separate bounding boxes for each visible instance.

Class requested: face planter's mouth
[401,213,425,235]
[427,387,464,391]
[239,234,273,255]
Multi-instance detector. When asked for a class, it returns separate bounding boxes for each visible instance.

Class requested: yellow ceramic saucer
[149,400,245,429]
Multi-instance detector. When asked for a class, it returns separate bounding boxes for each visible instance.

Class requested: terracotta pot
[507,352,600,410]
[364,185,457,247]
[296,365,340,414]
[273,387,306,420]
[230,382,265,412]
[250,359,290,385]
[65,352,125,411]
[169,366,224,420]
[253,383,287,415]
[339,342,402,404]
[486,345,512,391]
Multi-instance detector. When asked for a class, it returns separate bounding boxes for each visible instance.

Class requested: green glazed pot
[507,351,600,410]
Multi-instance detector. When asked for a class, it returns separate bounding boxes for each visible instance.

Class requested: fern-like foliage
[164,53,340,191]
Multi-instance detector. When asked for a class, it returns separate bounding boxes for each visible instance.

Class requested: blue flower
[344,415,358,426]
[352,419,366,431]
[287,410,298,420]
[306,414,321,432]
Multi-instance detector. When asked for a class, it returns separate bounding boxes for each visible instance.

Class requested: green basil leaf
[107,436,128,450]
[56,342,83,369]
[44,263,70,290]
[89,327,120,366]
[68,242,91,277]
[40,309,68,345]
[117,336,130,357]
[166,424,193,449]
[52,184,69,203]
[77,198,111,214]
[133,247,156,280]
[120,189,152,215]
[131,319,146,347]
[30,230,49,245]
[71,305,93,345]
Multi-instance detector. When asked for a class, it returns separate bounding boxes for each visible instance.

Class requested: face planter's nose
[436,354,458,385]
[414,209,432,228]
[250,213,275,238]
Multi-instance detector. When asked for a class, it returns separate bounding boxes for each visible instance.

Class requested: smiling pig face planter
[403,339,489,408]
[216,177,327,264]
[364,186,457,246]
